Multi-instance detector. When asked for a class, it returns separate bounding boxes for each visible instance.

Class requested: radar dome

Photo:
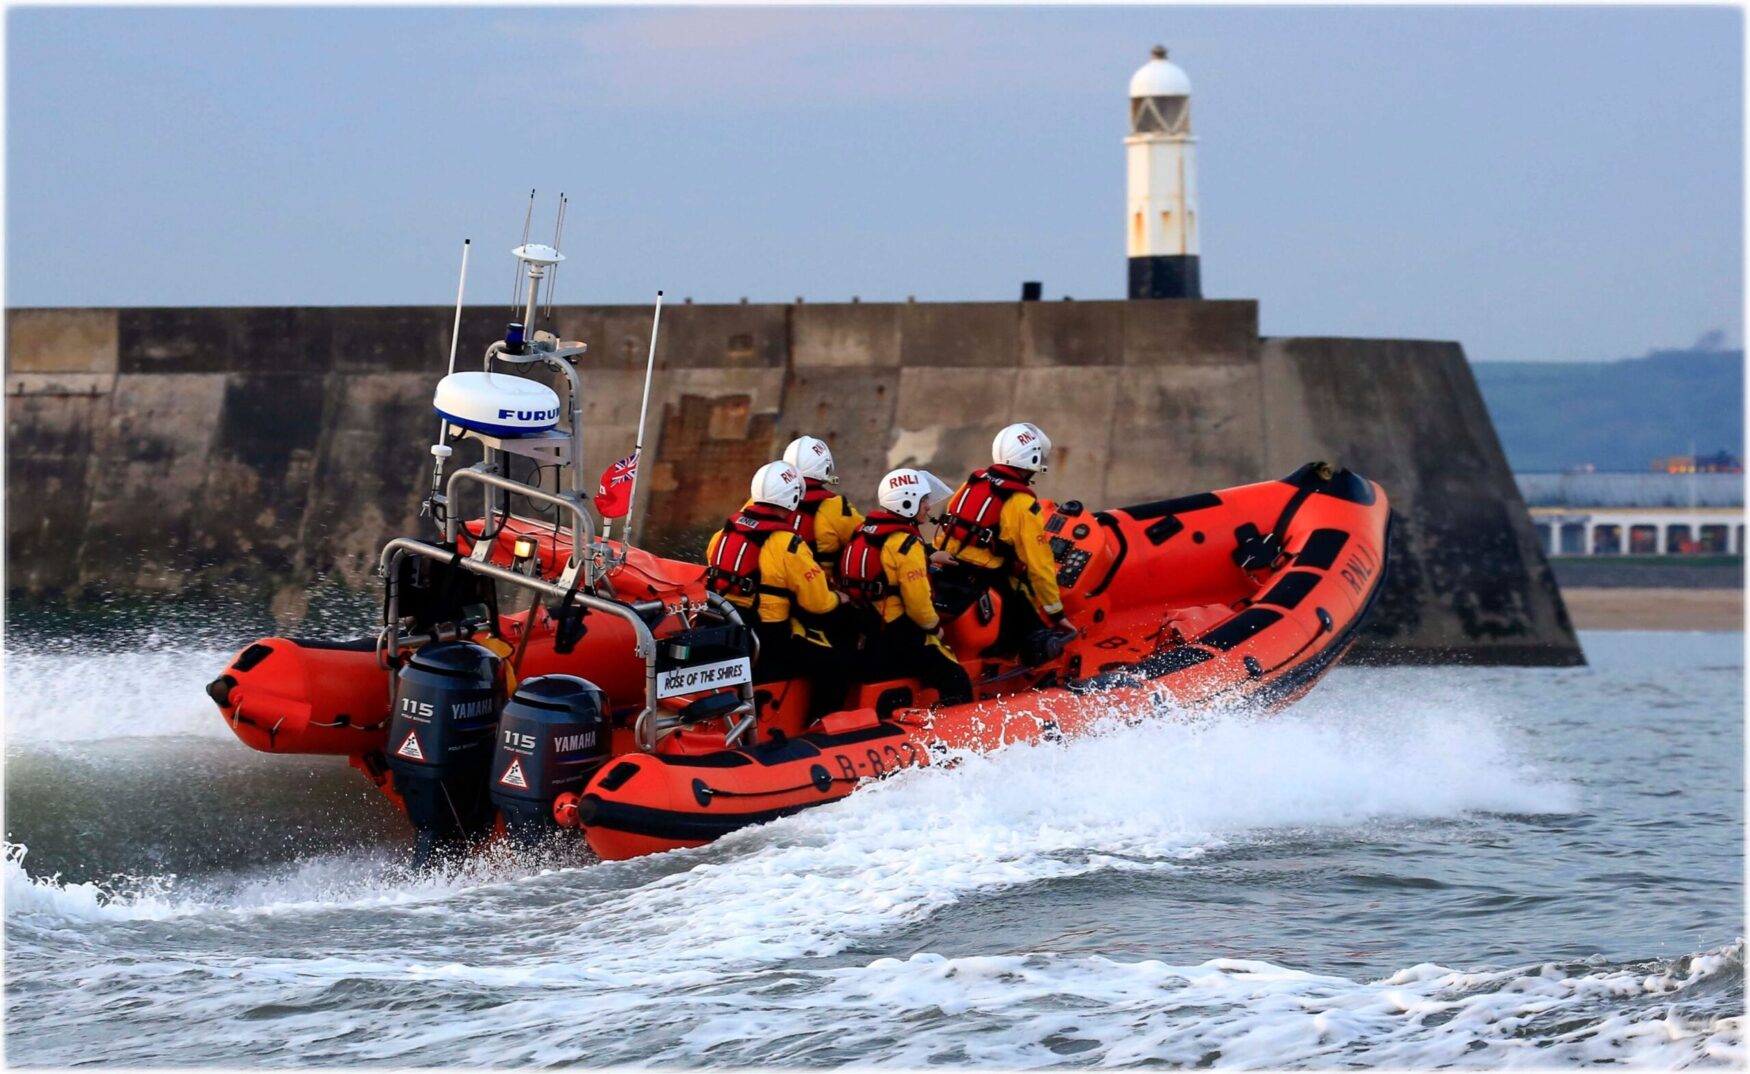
[433,371,562,438]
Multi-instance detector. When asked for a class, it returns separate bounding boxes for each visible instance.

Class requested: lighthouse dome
[1129,45,1191,98]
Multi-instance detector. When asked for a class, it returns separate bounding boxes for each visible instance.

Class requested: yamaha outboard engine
[386,640,504,867]
[489,675,611,846]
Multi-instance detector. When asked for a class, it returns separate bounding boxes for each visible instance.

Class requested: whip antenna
[619,290,665,549]
[423,237,472,522]
[446,239,471,378]
[510,188,535,312]
[543,193,568,323]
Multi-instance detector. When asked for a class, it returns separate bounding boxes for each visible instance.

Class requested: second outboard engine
[386,640,504,867]
[489,675,611,846]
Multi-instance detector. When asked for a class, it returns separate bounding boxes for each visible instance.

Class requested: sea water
[3,630,1741,1067]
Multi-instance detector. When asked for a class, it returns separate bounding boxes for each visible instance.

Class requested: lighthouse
[1126,45,1201,300]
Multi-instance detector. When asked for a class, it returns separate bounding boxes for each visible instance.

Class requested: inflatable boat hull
[210,463,1390,861]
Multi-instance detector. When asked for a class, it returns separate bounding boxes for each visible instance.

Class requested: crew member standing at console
[935,423,1073,658]
[782,435,864,571]
[840,468,974,706]
[705,462,849,715]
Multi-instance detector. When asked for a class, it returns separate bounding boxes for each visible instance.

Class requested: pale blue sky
[6,5,1742,361]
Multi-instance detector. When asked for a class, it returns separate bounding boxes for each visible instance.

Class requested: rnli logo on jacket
[496,407,560,422]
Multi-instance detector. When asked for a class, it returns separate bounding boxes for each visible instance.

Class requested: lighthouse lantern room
[1126,45,1202,299]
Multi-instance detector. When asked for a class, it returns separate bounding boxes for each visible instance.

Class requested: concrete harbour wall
[5,300,1581,664]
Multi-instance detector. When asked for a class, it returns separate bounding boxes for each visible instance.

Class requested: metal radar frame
[376,219,758,752]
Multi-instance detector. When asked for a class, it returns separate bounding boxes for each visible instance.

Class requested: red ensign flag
[595,451,639,519]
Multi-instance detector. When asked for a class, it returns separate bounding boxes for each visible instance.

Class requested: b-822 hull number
[831,739,927,781]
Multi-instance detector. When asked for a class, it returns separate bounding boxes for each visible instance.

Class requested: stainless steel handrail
[378,540,766,754]
[379,537,659,743]
[443,465,596,574]
[489,343,589,504]
[457,340,603,574]
[635,593,761,752]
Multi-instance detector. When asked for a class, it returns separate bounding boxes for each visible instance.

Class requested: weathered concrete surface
[1260,337,1578,664]
[5,301,1582,664]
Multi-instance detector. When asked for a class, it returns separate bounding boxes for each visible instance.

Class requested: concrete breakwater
[5,299,1581,664]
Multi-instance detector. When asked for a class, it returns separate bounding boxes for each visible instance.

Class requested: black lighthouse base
[1128,256,1202,300]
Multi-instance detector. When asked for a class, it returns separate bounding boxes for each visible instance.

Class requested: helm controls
[1049,536,1094,589]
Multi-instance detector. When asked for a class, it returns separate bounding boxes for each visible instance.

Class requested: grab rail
[706,592,761,747]
[379,539,761,755]
[379,537,658,744]
[443,464,610,587]
[632,592,761,753]
[488,342,589,504]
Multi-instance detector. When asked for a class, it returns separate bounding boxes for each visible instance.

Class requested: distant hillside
[1472,347,1743,472]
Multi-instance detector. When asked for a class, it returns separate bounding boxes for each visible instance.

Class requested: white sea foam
[585,701,1578,969]
[663,941,1745,1068]
[3,647,241,745]
[2,839,591,925]
[4,845,183,922]
[7,657,1694,1069]
[7,696,1577,963]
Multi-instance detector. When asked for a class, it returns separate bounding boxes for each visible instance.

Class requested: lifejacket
[794,483,836,549]
[839,512,923,604]
[941,465,1034,561]
[704,505,802,605]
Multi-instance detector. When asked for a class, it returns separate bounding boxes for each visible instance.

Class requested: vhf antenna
[423,237,472,522]
[542,193,568,323]
[509,188,535,313]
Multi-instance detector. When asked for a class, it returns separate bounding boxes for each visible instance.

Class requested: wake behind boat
[207,232,1391,866]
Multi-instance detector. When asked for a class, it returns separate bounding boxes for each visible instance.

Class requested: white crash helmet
[877,468,955,519]
[782,435,839,485]
[749,461,805,512]
[992,422,1052,472]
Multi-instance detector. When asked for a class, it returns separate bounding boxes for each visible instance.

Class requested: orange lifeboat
[209,461,1389,862]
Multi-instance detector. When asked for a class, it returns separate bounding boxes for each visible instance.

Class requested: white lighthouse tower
[1126,45,1201,299]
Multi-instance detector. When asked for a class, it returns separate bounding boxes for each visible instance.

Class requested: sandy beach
[1562,587,1745,632]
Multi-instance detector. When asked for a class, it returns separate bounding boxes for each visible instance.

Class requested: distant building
[1517,472,1745,556]
[1651,450,1742,474]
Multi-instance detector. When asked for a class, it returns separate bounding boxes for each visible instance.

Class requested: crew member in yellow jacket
[782,435,865,571]
[839,468,973,706]
[705,461,849,715]
[934,422,1072,658]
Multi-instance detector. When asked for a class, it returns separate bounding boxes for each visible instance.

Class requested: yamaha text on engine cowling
[488,675,612,845]
[385,641,505,866]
